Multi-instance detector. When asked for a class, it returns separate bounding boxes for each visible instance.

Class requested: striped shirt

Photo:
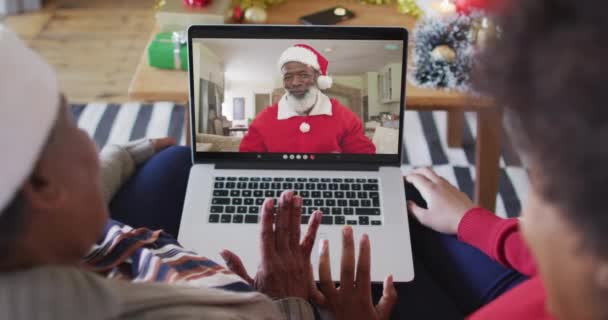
[83,219,252,293]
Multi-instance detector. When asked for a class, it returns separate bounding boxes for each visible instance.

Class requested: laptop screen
[188,26,407,165]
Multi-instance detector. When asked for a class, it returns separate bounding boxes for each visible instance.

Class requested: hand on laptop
[405,167,475,235]
[313,226,397,320]
[221,191,323,300]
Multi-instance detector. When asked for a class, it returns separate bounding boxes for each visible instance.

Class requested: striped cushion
[70,103,528,219]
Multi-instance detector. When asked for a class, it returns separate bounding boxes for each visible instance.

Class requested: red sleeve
[239,118,267,153]
[458,208,537,276]
[339,108,376,154]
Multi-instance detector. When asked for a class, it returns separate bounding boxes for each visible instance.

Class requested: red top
[239,99,376,154]
[460,208,553,320]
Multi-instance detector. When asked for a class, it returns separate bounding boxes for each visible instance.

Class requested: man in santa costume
[239,44,376,154]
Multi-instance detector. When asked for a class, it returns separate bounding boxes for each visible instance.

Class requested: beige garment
[99,139,156,203]
[0,266,287,320]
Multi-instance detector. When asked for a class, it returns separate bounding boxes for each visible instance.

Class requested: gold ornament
[358,0,391,4]
[357,0,422,18]
[233,0,284,9]
[229,0,284,23]
[154,0,166,11]
[244,6,268,23]
[397,0,422,17]
[430,45,457,63]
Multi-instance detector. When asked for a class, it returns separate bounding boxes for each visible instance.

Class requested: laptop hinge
[215,161,380,172]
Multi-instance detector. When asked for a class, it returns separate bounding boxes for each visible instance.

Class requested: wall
[199,44,224,85]
[364,70,402,118]
[384,63,404,115]
[223,78,276,124]
[365,72,383,117]
[193,42,224,134]
[333,75,364,91]
[192,42,202,134]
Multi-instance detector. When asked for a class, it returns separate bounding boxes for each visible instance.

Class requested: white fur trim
[277,90,332,120]
[278,46,320,72]
[317,75,333,90]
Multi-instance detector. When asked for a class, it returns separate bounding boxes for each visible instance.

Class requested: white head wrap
[0,25,60,213]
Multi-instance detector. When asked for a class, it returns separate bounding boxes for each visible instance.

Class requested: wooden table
[128,0,501,211]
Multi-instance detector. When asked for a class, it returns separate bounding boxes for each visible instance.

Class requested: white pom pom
[317,75,333,90]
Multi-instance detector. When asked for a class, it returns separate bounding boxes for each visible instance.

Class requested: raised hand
[221,191,322,299]
[314,226,397,320]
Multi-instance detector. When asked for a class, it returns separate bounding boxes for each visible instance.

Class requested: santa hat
[277,44,333,90]
[0,25,60,213]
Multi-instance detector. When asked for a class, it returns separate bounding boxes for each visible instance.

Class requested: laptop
[178,25,414,282]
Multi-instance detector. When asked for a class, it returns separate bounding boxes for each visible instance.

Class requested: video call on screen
[192,38,404,155]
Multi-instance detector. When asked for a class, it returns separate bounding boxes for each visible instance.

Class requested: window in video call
[192,38,404,156]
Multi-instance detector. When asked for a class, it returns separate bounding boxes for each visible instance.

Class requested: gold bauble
[244,6,267,23]
[430,45,457,63]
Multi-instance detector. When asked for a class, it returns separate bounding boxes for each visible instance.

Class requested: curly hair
[475,0,608,256]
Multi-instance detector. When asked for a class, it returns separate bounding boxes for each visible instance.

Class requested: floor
[1,0,154,102]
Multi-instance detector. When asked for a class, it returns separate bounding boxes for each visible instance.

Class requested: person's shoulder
[256,104,279,120]
[116,281,284,320]
[329,98,359,119]
[329,98,350,112]
[0,266,120,320]
[329,98,344,109]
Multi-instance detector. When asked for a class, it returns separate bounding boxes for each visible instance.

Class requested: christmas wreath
[410,14,476,91]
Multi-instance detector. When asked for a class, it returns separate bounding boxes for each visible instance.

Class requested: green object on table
[148,31,188,71]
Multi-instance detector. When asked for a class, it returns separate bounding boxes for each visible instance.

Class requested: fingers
[412,167,442,183]
[405,173,434,192]
[376,275,398,320]
[340,226,356,293]
[220,249,254,284]
[300,211,322,258]
[407,200,430,225]
[355,234,372,301]
[289,195,302,250]
[260,198,276,262]
[275,191,293,253]
[309,263,326,306]
[318,239,337,299]
[151,137,176,152]
[405,173,434,203]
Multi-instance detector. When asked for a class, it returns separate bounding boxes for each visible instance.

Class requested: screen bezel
[187,25,408,166]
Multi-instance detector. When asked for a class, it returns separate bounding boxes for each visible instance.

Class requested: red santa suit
[239,92,376,154]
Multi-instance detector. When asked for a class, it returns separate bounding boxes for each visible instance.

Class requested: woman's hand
[221,191,322,300]
[150,137,176,153]
[405,167,475,235]
[314,227,397,320]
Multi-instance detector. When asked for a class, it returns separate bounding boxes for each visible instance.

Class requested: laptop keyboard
[208,176,382,226]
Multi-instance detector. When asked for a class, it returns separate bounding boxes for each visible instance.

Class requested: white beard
[286,87,319,115]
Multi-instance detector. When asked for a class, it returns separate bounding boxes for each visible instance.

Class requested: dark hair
[475,1,608,256]
[0,192,26,260]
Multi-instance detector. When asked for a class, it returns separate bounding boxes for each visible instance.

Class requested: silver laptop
[178,25,414,282]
